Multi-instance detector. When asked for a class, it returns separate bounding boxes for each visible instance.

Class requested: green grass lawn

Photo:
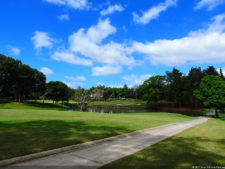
[0,100,75,110]
[0,109,195,160]
[88,98,147,107]
[101,118,225,169]
[0,99,146,111]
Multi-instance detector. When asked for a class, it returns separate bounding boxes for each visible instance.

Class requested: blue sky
[1,0,225,88]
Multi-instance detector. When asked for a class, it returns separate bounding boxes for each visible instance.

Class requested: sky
[0,0,225,89]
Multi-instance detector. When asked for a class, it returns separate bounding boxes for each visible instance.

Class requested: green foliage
[45,81,73,102]
[0,54,46,101]
[139,66,224,109]
[165,68,185,106]
[194,75,225,117]
[140,76,165,103]
[186,67,204,107]
[203,66,219,76]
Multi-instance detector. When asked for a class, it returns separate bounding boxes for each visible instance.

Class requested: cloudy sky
[1,0,225,88]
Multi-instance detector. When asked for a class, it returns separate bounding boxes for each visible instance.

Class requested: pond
[69,105,202,116]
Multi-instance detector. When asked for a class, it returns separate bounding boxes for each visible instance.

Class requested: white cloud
[123,74,152,86]
[109,85,123,88]
[7,46,20,56]
[65,75,86,81]
[49,13,225,76]
[189,14,225,36]
[31,31,54,49]
[51,51,93,66]
[92,65,122,76]
[100,4,124,16]
[64,81,83,88]
[194,0,225,11]
[58,14,69,21]
[40,67,54,75]
[79,18,116,44]
[69,18,136,66]
[130,14,225,66]
[64,75,86,88]
[44,0,89,10]
[133,0,177,24]
[49,18,137,75]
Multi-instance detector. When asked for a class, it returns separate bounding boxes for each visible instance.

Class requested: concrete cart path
[3,117,209,169]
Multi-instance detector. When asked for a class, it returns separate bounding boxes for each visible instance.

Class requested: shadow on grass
[0,100,79,110]
[102,136,225,169]
[0,99,11,104]
[25,101,73,110]
[0,120,131,160]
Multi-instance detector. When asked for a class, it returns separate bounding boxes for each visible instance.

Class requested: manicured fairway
[0,109,195,160]
[101,118,225,169]
[0,101,72,110]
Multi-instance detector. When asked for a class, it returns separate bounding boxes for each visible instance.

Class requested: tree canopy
[0,54,46,101]
[45,81,73,103]
[1,53,225,115]
[194,75,225,117]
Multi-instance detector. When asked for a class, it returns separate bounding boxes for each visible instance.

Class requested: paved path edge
[0,117,207,167]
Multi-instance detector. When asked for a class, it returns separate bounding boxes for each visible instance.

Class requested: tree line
[0,54,74,102]
[139,67,225,117]
[0,54,46,102]
[1,54,225,115]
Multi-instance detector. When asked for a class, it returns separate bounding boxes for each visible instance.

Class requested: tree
[203,66,219,76]
[121,84,130,98]
[0,54,46,101]
[74,87,90,110]
[219,68,225,80]
[165,68,184,106]
[0,54,21,99]
[45,81,72,103]
[130,85,141,99]
[90,85,104,100]
[103,87,112,100]
[194,75,225,117]
[187,67,204,107]
[140,76,165,103]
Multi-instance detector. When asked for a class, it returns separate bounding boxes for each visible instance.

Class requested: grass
[0,99,146,111]
[219,112,225,119]
[101,118,225,169]
[0,100,76,110]
[0,109,195,160]
[88,98,147,107]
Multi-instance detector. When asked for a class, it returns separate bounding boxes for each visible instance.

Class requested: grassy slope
[0,101,73,110]
[101,118,225,169]
[0,109,195,160]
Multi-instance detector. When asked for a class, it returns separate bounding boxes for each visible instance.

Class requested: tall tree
[90,85,105,100]
[140,76,165,103]
[0,54,46,101]
[45,81,72,103]
[203,66,219,76]
[187,67,204,107]
[219,68,225,80]
[194,75,225,117]
[121,84,130,98]
[74,87,90,110]
[165,68,184,106]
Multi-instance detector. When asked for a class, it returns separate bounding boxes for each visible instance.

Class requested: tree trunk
[215,108,218,118]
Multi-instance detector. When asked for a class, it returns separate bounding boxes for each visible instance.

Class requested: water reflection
[73,106,159,114]
[69,105,202,116]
